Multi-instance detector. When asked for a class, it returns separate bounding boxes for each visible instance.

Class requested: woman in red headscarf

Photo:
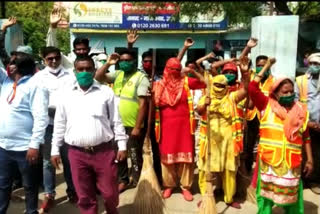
[153,57,206,201]
[248,57,313,214]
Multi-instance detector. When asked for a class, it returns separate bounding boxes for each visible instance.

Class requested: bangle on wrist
[307,161,313,165]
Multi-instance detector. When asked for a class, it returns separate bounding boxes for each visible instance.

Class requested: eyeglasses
[46,56,61,61]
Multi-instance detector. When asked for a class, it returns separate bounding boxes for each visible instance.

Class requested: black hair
[185,60,196,67]
[73,37,89,49]
[256,55,268,64]
[41,46,61,58]
[142,50,152,60]
[15,52,36,76]
[274,79,294,94]
[74,56,95,68]
[119,48,136,59]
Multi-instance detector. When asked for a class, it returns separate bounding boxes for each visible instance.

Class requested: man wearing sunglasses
[33,46,78,212]
[0,52,49,214]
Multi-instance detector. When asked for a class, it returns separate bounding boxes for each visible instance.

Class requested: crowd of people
[0,8,319,214]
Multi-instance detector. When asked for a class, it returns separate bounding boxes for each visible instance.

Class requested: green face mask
[224,73,236,85]
[308,65,320,74]
[75,71,94,87]
[119,61,135,73]
[278,93,295,106]
[256,67,271,79]
[188,72,195,78]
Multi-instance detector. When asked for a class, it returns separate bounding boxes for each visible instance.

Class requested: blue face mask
[308,65,320,74]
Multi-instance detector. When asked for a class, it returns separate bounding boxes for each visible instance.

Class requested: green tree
[3,2,70,60]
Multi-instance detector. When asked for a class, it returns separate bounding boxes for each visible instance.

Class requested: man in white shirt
[51,56,128,214]
[34,46,77,212]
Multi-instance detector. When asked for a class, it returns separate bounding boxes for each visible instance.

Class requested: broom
[199,72,218,214]
[132,49,165,214]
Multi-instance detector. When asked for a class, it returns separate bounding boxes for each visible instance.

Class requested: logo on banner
[73,3,113,18]
[73,3,88,17]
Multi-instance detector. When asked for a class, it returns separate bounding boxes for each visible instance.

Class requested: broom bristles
[132,137,164,214]
[199,181,217,214]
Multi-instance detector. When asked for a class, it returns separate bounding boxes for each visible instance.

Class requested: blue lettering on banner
[70,15,228,30]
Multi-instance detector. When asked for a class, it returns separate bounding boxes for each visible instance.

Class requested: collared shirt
[0,68,49,151]
[295,72,320,123]
[33,66,76,125]
[51,81,128,156]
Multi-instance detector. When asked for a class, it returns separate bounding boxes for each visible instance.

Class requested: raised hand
[182,67,193,75]
[239,56,250,72]
[50,8,62,28]
[1,17,17,31]
[184,37,194,48]
[247,38,258,48]
[127,29,139,44]
[266,57,276,68]
[208,52,215,58]
[107,53,120,65]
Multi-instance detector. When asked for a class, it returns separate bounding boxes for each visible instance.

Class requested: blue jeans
[42,125,76,197]
[0,147,39,214]
[42,125,56,196]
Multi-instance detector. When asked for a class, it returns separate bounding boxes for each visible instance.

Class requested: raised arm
[0,17,17,67]
[211,58,237,70]
[234,56,250,104]
[183,67,206,85]
[248,57,275,111]
[46,8,62,47]
[196,52,215,73]
[94,53,120,83]
[127,29,139,49]
[239,38,258,60]
[177,37,194,62]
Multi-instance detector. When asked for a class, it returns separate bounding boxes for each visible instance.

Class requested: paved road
[7,170,320,214]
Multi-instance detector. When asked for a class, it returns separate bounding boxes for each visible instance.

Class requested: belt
[70,142,112,154]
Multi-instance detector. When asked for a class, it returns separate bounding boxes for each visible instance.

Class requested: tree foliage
[3,2,70,60]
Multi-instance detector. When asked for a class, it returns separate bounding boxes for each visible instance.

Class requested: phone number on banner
[130,23,171,29]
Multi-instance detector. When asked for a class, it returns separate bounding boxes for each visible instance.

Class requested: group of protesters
[0,7,319,214]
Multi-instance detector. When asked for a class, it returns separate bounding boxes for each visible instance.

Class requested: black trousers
[150,122,162,186]
[117,127,144,186]
[302,129,320,184]
[242,115,260,173]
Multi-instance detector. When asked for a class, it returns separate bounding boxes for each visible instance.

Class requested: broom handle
[205,72,213,181]
[146,49,156,138]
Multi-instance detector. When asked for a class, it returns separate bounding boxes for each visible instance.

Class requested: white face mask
[48,64,62,74]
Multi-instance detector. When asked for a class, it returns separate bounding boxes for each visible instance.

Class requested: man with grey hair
[295,51,320,193]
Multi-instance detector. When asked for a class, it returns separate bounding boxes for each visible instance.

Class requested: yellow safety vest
[295,74,308,106]
[113,70,147,127]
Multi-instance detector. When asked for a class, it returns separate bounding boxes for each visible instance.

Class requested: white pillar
[251,15,299,79]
